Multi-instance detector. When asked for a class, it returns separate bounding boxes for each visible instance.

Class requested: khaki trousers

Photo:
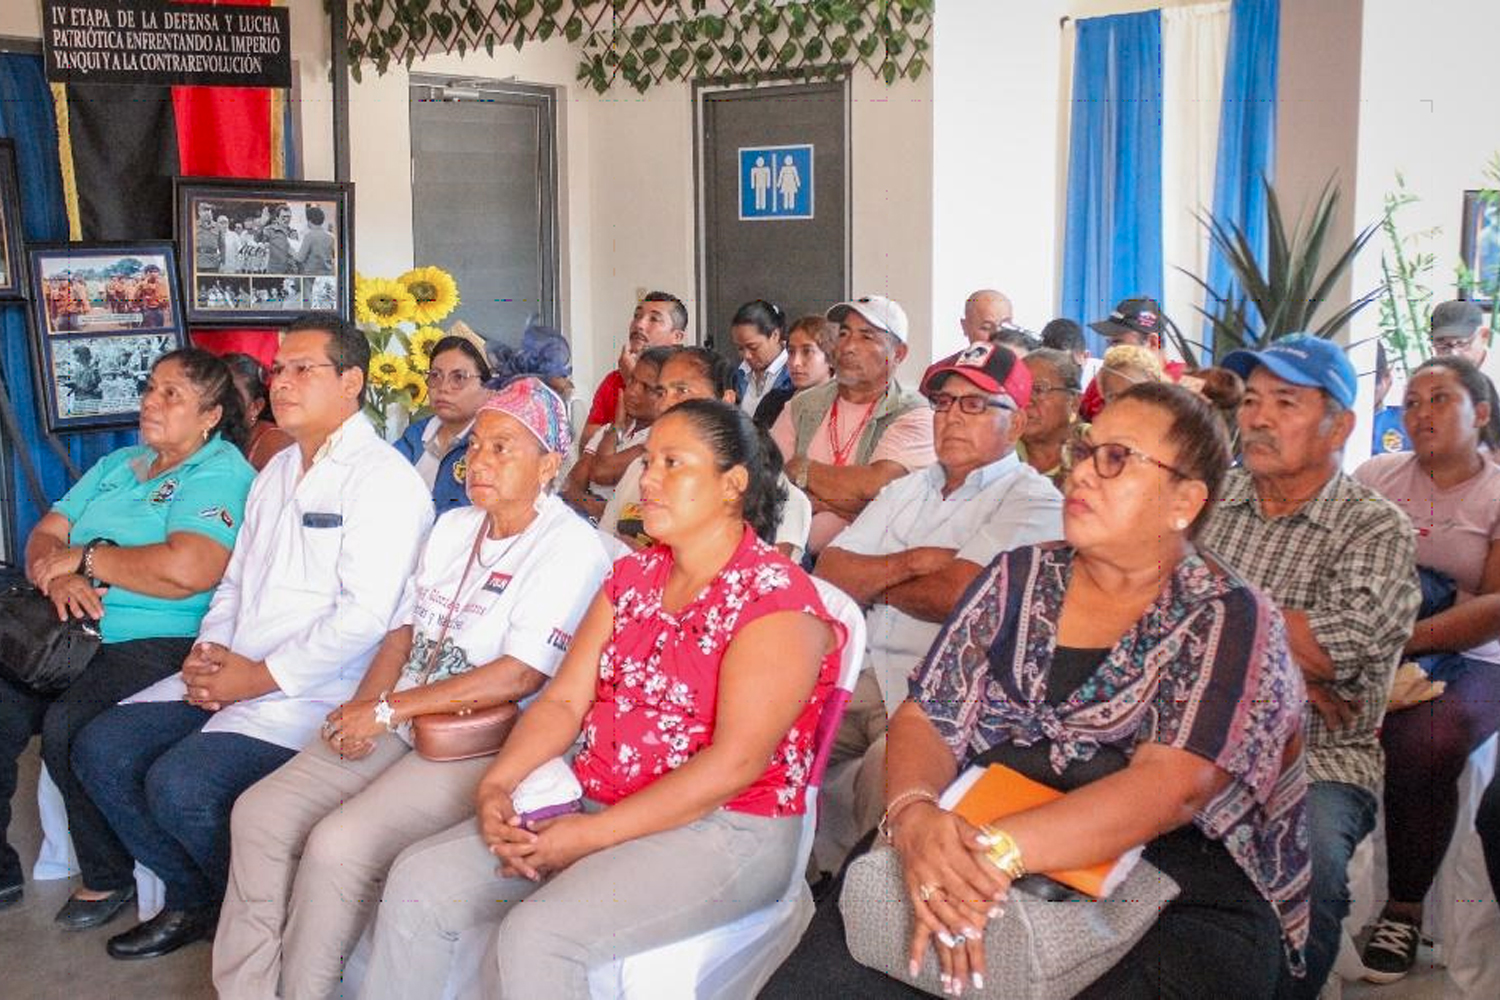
[360,806,802,1000]
[811,669,887,874]
[212,733,493,1000]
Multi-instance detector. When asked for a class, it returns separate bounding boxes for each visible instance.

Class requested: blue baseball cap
[1221,334,1357,410]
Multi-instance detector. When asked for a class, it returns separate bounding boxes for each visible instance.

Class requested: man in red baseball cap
[811,342,1063,867]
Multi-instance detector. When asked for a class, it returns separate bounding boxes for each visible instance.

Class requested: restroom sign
[739,144,814,221]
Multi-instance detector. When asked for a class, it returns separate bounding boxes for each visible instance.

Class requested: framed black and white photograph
[25,242,188,432]
[0,139,25,299]
[1460,190,1500,307]
[175,177,353,326]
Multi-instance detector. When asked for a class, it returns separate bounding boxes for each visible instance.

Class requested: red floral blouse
[571,525,843,817]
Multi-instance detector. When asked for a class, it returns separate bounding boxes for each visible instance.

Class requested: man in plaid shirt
[1201,336,1419,999]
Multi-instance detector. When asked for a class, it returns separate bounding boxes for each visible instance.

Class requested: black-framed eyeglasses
[1030,381,1079,397]
[928,392,1015,415]
[269,360,340,381]
[1067,437,1192,480]
[425,369,482,388]
[1432,335,1477,355]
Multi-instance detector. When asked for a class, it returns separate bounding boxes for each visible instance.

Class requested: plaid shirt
[1200,468,1419,793]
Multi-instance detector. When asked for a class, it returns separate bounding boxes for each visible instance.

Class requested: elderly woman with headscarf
[211,378,613,1000]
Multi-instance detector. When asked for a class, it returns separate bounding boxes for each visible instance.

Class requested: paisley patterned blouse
[572,525,844,817]
[911,543,1311,969]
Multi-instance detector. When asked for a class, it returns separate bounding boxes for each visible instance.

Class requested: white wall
[931,0,1065,358]
[1348,0,1500,463]
[1353,0,1500,384]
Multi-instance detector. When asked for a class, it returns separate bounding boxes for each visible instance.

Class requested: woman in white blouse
[212,378,612,1000]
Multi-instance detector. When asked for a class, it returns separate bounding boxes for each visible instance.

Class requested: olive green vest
[787,379,927,464]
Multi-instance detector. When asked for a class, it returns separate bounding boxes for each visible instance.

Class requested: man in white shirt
[73,313,435,961]
[813,342,1064,864]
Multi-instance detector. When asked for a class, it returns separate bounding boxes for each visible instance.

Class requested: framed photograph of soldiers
[25,242,188,432]
[0,139,24,299]
[175,177,353,326]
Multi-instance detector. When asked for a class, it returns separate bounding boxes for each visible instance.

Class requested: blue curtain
[1061,11,1164,357]
[0,53,136,555]
[1205,0,1280,350]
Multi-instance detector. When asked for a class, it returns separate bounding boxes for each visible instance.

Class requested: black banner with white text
[42,0,291,88]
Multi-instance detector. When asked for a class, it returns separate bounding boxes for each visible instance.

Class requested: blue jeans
[73,701,296,911]
[1275,781,1377,999]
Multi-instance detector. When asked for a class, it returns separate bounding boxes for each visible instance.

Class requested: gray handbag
[839,843,1180,1000]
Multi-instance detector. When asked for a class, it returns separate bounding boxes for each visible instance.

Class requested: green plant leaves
[341,0,931,95]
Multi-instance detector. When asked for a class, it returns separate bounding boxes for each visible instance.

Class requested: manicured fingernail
[937,931,956,948]
[954,979,964,996]
[962,926,979,939]
[972,973,984,990]
[988,905,1004,919]
[939,973,951,990]
[909,959,920,977]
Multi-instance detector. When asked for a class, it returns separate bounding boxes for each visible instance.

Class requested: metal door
[697,80,848,357]
[410,79,559,347]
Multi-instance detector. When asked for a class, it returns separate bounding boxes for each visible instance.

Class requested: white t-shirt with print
[391,495,612,741]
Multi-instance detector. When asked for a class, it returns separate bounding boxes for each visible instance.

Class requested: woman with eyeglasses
[1018,348,1085,489]
[765,382,1309,999]
[395,335,493,514]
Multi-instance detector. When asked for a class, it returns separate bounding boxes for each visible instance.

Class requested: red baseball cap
[921,342,1032,408]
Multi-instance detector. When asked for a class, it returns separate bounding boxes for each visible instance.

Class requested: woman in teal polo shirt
[0,348,255,930]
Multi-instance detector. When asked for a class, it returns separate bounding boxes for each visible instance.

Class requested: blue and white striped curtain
[1064,0,1279,361]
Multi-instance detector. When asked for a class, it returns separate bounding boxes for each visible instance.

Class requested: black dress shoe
[0,883,21,910]
[54,885,136,931]
[105,907,218,960]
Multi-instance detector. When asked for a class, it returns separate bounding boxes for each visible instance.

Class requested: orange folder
[946,764,1140,898]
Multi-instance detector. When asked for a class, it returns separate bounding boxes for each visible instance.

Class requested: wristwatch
[373,694,397,732]
[81,537,118,584]
[980,824,1027,880]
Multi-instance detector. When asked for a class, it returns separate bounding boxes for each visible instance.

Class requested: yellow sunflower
[368,352,409,388]
[399,266,461,325]
[397,370,429,408]
[406,325,446,372]
[355,277,417,328]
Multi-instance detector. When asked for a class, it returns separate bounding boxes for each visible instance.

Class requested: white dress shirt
[128,412,436,750]
[828,452,1063,713]
[738,349,788,416]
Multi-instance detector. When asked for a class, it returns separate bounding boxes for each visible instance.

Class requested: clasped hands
[476,779,599,883]
[181,642,266,711]
[893,802,1012,997]
[28,545,104,623]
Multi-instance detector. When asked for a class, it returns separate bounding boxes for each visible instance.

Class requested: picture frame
[1459,189,1500,308]
[0,139,25,300]
[174,177,354,326]
[25,242,188,432]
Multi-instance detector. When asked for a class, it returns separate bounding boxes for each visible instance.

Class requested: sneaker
[1362,915,1421,983]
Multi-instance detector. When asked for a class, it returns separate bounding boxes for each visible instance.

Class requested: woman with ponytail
[359,397,847,999]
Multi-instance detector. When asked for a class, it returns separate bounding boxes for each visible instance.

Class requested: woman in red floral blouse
[360,398,846,1000]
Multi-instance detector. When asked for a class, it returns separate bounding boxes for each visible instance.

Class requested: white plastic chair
[1335,734,1500,998]
[35,763,166,922]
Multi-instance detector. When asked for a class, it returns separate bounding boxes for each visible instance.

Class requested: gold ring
[918,883,937,902]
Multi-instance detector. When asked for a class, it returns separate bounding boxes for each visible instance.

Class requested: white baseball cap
[827,295,909,343]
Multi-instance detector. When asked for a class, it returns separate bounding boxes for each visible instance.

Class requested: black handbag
[0,584,103,695]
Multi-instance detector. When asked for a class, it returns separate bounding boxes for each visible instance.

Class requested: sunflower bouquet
[353,265,462,436]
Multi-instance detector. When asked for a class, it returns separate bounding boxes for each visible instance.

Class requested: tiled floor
[0,741,1479,999]
[0,744,214,1000]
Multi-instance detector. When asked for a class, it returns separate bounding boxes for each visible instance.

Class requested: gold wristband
[980,824,1027,880]
[878,789,938,841]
